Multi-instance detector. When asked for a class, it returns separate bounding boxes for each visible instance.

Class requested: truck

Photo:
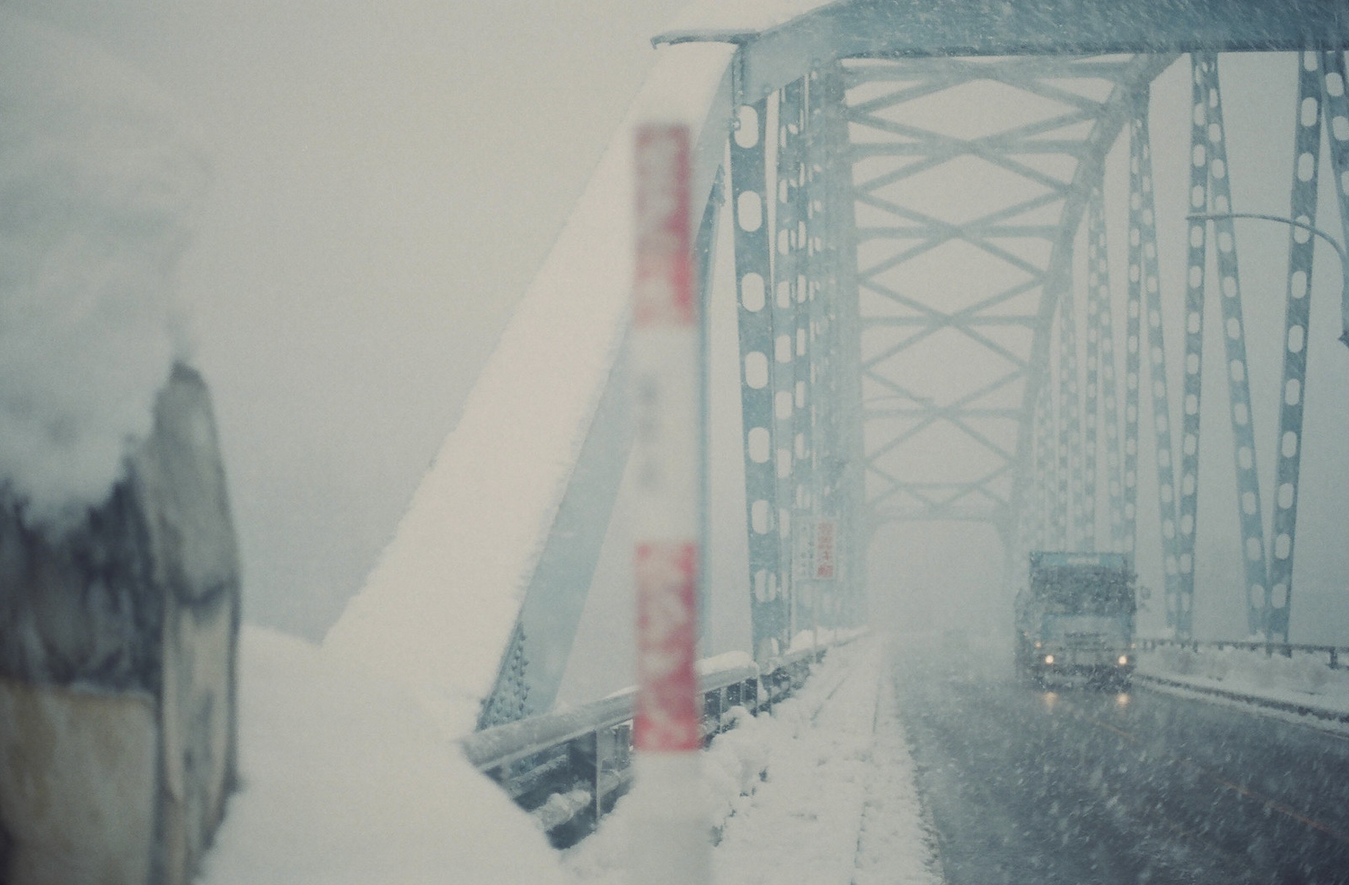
[1014,551,1136,689]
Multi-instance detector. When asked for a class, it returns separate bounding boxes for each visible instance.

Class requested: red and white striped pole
[628,122,709,885]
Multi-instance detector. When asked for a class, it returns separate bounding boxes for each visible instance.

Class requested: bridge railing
[1138,637,1349,670]
[460,639,855,847]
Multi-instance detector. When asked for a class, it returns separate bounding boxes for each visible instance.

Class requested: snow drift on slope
[199,627,570,885]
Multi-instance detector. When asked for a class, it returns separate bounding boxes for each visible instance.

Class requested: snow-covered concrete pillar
[0,12,237,885]
[0,366,241,885]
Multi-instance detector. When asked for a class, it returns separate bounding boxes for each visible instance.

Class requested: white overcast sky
[5,0,693,637]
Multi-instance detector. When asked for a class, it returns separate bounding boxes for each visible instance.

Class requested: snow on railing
[1135,638,1349,725]
[1139,637,1349,670]
[461,641,848,847]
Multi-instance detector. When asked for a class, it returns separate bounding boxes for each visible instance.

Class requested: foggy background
[8,2,1348,647]
[6,0,692,638]
[872,54,1349,647]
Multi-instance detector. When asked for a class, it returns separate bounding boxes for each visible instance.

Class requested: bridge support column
[1194,54,1272,639]
[809,65,867,629]
[1262,51,1326,642]
[1325,52,1349,347]
[1055,263,1083,550]
[1088,187,1126,553]
[774,80,808,644]
[731,92,791,662]
[1129,88,1187,635]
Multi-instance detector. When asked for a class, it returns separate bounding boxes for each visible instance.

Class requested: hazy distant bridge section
[329,0,1349,737]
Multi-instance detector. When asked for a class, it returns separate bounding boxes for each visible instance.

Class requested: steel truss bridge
[338,1,1349,743]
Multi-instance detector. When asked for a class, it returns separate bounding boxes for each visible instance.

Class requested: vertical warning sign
[815,520,837,580]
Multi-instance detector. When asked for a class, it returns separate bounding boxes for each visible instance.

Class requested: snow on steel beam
[658,0,1349,103]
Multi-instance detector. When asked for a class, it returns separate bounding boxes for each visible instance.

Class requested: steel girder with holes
[837,56,1175,540]
[481,1,1349,723]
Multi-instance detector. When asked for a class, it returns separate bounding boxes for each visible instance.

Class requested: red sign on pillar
[634,542,700,751]
[815,520,837,580]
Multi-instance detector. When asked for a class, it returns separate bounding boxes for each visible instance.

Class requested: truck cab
[1015,551,1136,689]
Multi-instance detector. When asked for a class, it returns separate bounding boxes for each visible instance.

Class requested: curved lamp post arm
[1188,212,1349,350]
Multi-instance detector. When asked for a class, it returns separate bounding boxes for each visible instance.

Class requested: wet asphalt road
[890,649,1349,884]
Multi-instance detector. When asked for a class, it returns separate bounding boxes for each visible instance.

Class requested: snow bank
[323,40,735,737]
[788,626,870,653]
[200,627,569,885]
[0,9,209,530]
[565,639,942,885]
[206,633,938,884]
[1139,644,1349,717]
[696,650,757,676]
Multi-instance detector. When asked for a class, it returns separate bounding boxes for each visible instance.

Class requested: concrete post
[0,364,241,885]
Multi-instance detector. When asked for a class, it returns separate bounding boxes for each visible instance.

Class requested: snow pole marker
[628,122,710,885]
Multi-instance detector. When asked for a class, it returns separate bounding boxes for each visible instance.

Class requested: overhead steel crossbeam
[657,0,1349,103]
[837,55,1170,531]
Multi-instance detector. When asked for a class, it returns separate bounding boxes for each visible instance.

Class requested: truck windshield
[1033,567,1134,615]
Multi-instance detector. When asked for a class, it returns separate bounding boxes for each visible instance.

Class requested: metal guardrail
[460,640,846,847]
[1138,637,1349,670]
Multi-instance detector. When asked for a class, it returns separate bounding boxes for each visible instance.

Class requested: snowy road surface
[892,643,1349,884]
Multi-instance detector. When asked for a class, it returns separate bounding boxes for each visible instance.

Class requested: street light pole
[1187,212,1349,349]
